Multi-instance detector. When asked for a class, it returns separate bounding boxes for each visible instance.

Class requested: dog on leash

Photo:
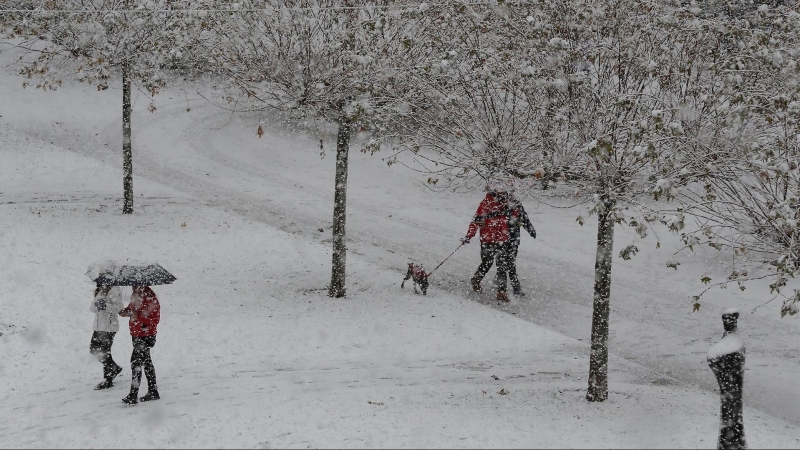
[401,263,429,295]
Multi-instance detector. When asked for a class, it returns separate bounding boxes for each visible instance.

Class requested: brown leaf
[257,125,264,139]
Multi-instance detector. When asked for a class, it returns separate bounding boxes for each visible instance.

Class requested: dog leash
[426,242,465,277]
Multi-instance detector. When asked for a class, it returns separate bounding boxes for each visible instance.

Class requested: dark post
[707,309,746,450]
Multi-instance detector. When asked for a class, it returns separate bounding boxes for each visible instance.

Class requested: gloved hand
[530,229,537,239]
[95,299,107,311]
[461,237,471,244]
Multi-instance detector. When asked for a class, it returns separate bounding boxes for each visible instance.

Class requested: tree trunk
[122,61,133,215]
[328,119,351,298]
[586,197,615,402]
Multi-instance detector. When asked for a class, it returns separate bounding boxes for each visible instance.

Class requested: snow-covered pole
[707,309,747,450]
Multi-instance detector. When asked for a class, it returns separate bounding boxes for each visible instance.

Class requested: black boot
[108,364,123,381]
[94,379,114,390]
[121,390,139,405]
[140,390,160,402]
[513,287,526,297]
[471,278,482,293]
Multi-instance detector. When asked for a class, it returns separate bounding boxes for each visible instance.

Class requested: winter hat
[486,176,514,194]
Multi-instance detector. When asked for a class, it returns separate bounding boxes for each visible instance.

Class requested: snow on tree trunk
[587,197,615,402]
[5,2,207,215]
[198,1,411,296]
[329,119,351,298]
[122,61,133,215]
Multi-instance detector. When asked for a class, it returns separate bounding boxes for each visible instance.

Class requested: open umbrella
[92,262,176,286]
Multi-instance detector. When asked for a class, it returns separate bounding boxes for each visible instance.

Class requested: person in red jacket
[119,286,161,405]
[462,185,513,302]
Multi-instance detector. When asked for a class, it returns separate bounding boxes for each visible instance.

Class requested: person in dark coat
[89,283,126,390]
[462,184,513,302]
[503,195,537,296]
[119,286,161,405]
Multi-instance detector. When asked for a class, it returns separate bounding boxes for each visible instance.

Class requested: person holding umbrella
[88,282,125,390]
[119,286,161,405]
[91,262,174,404]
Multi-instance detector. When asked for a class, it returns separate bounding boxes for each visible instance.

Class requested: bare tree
[396,2,542,191]
[676,3,800,318]
[407,0,733,401]
[203,0,427,297]
[527,0,746,402]
[3,0,206,214]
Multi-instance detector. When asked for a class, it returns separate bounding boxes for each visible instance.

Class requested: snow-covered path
[72,90,800,426]
[1,51,799,447]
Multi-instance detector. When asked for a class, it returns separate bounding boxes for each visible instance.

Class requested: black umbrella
[94,263,176,286]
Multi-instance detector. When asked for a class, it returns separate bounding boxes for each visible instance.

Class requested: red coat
[408,263,427,280]
[466,193,512,243]
[120,287,161,337]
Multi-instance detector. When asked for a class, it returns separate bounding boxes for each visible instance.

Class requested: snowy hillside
[0,49,799,448]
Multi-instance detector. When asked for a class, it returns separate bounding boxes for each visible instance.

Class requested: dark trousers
[130,335,157,393]
[89,331,120,379]
[506,239,522,292]
[472,242,511,292]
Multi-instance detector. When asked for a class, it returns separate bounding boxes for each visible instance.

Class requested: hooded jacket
[120,287,161,337]
[466,192,511,244]
[89,286,126,332]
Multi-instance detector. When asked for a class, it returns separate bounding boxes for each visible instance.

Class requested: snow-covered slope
[0,48,798,448]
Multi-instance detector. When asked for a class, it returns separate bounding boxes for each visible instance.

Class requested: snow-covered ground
[1,48,799,448]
